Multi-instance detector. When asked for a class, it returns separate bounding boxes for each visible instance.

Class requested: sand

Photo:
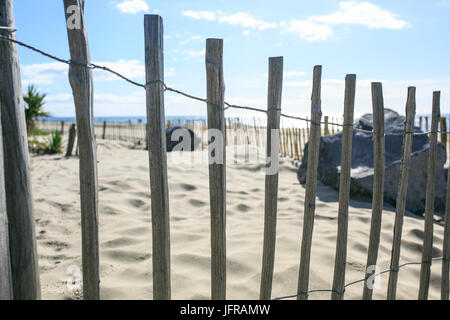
[30,139,446,300]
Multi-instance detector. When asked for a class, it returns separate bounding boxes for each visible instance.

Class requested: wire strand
[273,257,449,300]
[1,34,449,137]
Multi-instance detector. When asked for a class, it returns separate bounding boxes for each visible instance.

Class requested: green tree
[23,85,50,135]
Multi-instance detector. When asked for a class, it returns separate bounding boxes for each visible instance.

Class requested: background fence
[35,114,450,165]
[0,0,450,301]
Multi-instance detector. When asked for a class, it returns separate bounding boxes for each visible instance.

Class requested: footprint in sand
[43,240,70,252]
[236,203,251,212]
[103,237,139,249]
[129,199,146,208]
[180,183,197,191]
[189,199,206,207]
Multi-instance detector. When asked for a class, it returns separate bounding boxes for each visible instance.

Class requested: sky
[10,0,450,119]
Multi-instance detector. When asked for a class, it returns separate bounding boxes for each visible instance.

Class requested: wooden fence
[36,115,345,163]
[1,2,450,301]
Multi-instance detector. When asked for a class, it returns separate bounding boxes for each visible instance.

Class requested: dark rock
[297,109,448,215]
[166,126,200,152]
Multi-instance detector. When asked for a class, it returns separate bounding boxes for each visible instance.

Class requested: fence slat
[297,65,322,300]
[0,0,41,300]
[206,38,227,300]
[331,74,356,300]
[362,82,385,300]
[260,56,283,300]
[387,87,416,300]
[144,14,171,300]
[418,91,441,300]
[63,0,99,300]
[65,123,77,157]
[0,106,12,300]
[102,121,107,140]
[443,166,450,300]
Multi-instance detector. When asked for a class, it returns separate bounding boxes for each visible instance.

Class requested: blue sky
[11,0,450,118]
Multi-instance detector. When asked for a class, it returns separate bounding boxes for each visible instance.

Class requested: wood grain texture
[297,65,322,300]
[260,56,283,300]
[418,91,440,300]
[63,0,99,300]
[387,87,416,300]
[331,74,356,300]
[362,82,385,300]
[206,38,227,300]
[0,0,41,300]
[442,165,450,300]
[144,14,171,300]
[0,104,12,300]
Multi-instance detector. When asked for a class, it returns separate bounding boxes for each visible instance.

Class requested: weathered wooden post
[65,123,77,157]
[441,117,447,152]
[260,56,283,300]
[206,38,227,300]
[387,87,416,300]
[324,116,330,135]
[418,91,440,300]
[442,165,450,300]
[102,121,107,140]
[144,14,171,300]
[60,121,65,135]
[0,0,41,300]
[419,116,423,131]
[63,0,100,300]
[362,82,385,300]
[0,108,12,300]
[331,74,356,300]
[297,66,322,300]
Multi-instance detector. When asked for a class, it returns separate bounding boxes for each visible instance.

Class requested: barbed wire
[273,257,449,300]
[1,34,449,136]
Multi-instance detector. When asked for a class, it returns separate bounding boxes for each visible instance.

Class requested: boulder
[297,109,448,215]
[166,126,200,152]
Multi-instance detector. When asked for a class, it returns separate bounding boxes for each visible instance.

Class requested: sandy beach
[30,139,446,300]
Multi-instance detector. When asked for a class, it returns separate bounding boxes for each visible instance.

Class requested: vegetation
[23,85,50,135]
[32,128,51,136]
[28,131,62,155]
[46,131,62,154]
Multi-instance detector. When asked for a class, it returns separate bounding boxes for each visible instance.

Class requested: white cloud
[186,49,205,58]
[310,1,408,29]
[218,12,278,31]
[21,60,175,86]
[179,34,202,46]
[282,20,334,42]
[166,67,176,77]
[264,70,306,80]
[438,0,450,7]
[116,0,149,14]
[182,10,216,21]
[182,10,277,31]
[285,71,307,77]
[22,62,68,86]
[182,3,408,42]
[93,59,145,82]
